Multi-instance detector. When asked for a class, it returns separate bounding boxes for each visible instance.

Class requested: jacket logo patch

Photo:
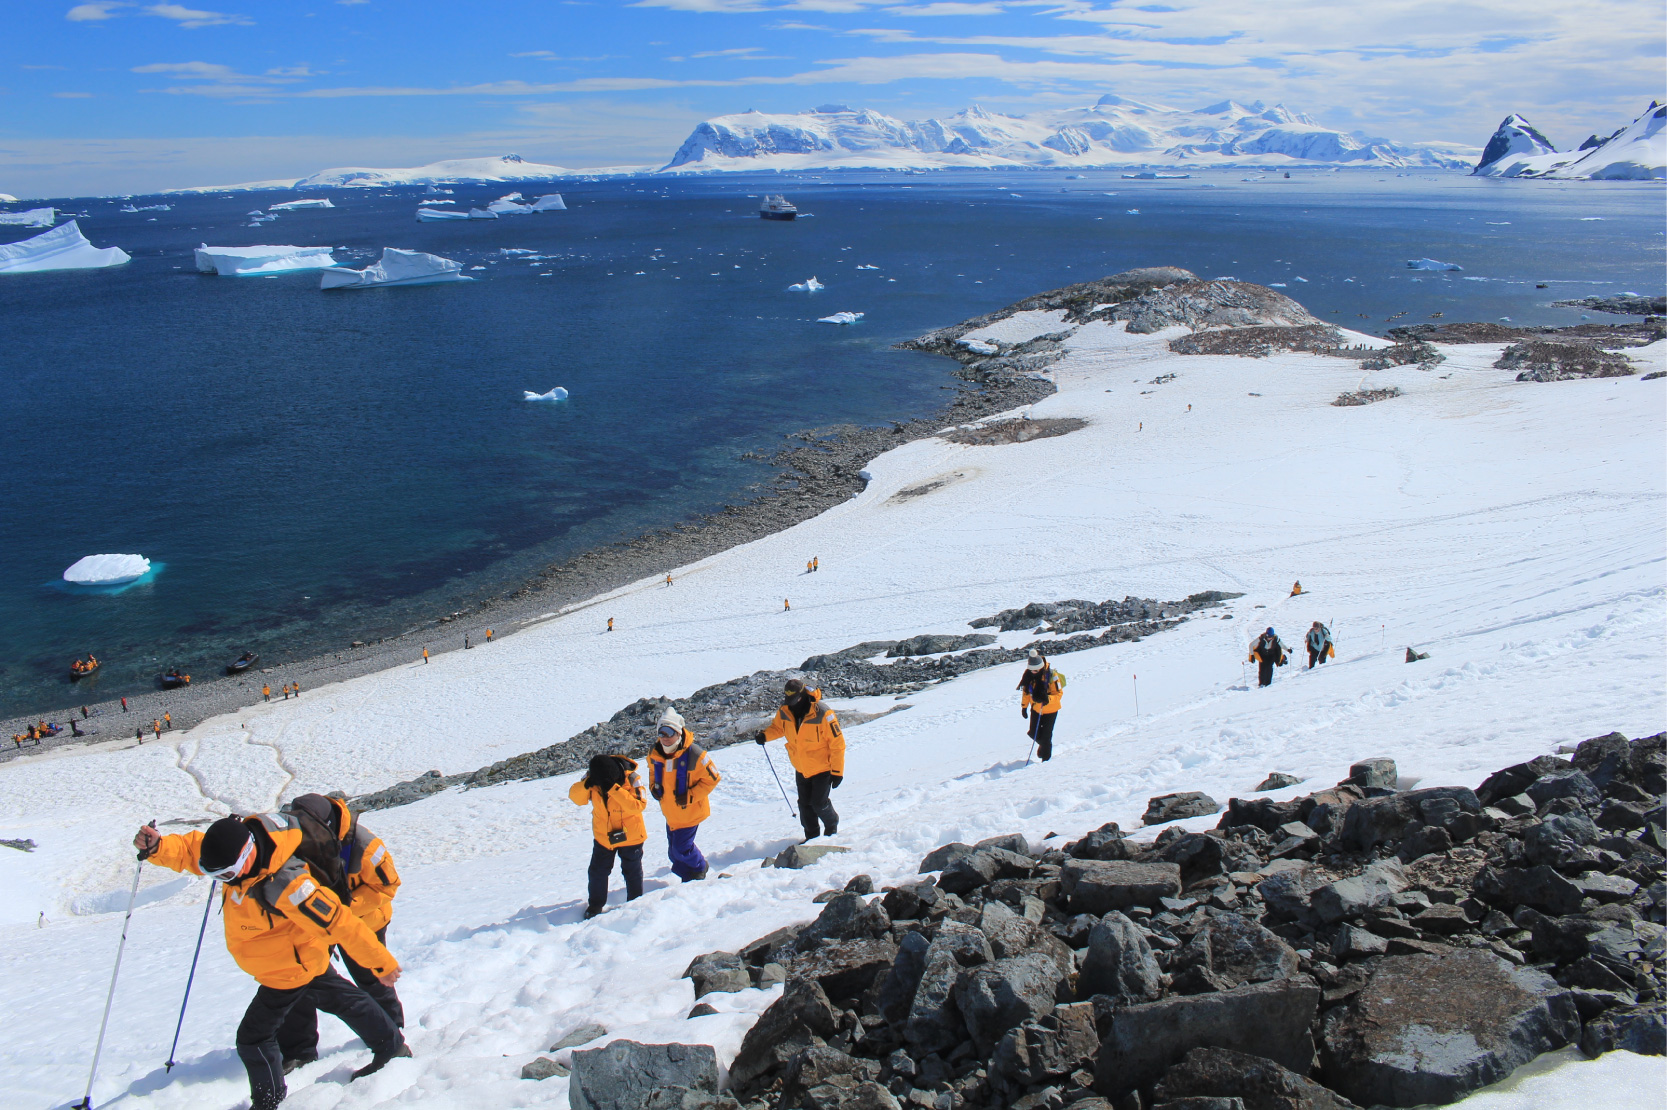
[371,845,387,865]
[288,878,317,906]
[308,895,334,918]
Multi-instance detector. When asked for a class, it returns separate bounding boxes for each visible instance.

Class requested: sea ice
[856,264,879,270]
[0,221,129,273]
[417,208,471,222]
[62,553,150,585]
[0,207,57,227]
[119,204,170,213]
[194,244,337,275]
[788,277,824,292]
[817,311,864,324]
[319,248,464,290]
[1407,258,1463,271]
[523,386,570,402]
[269,198,334,210]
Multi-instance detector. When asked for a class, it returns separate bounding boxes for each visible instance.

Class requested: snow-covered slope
[662,96,1474,173]
[0,297,1661,1107]
[1473,102,1667,180]
[169,157,649,193]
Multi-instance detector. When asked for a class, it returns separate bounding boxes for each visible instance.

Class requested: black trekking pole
[760,746,798,819]
[75,820,154,1110]
[164,879,217,1072]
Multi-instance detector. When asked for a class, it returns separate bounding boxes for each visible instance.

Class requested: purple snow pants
[666,824,707,880]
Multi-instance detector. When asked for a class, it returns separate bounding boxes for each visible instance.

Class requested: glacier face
[194,244,337,275]
[319,248,464,290]
[0,221,130,273]
[1472,102,1666,180]
[661,96,1474,172]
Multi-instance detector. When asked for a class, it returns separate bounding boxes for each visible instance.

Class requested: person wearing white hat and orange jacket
[1017,650,1065,762]
[644,707,721,882]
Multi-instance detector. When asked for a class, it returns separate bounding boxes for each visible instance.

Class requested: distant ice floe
[269,198,334,210]
[524,386,570,402]
[417,208,471,221]
[195,243,336,276]
[856,264,879,270]
[0,221,130,273]
[468,208,499,220]
[0,207,57,228]
[1126,209,1141,214]
[487,192,568,215]
[64,553,150,585]
[120,203,170,213]
[320,248,464,290]
[817,311,864,325]
[788,277,824,292]
[1407,258,1463,271]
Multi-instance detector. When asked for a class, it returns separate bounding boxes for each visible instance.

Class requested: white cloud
[143,3,253,27]
[66,2,125,20]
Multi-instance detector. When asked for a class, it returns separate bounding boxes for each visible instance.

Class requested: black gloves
[1022,706,1030,719]
[754,732,768,746]
[830,775,843,789]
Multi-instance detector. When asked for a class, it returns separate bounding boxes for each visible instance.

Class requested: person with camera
[569,753,649,918]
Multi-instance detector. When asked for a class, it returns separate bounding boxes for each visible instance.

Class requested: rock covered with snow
[0,207,56,228]
[1473,102,1666,180]
[1473,113,1559,175]
[63,553,150,585]
[268,198,334,210]
[194,243,336,275]
[319,248,463,290]
[0,221,129,273]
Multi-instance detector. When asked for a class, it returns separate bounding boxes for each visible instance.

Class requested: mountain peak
[1474,114,1557,174]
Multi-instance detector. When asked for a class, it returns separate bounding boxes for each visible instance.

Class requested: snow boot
[583,906,603,920]
[281,1053,317,1075]
[352,1042,411,1080]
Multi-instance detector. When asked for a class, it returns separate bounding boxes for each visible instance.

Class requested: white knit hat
[657,707,685,732]
[1024,650,1045,672]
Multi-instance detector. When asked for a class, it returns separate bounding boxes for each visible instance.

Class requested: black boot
[281,1053,317,1075]
[352,1041,412,1080]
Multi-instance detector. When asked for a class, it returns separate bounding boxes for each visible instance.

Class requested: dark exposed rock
[1062,860,1183,914]
[1525,769,1602,811]
[1476,755,1572,807]
[780,1045,880,1107]
[1345,759,1397,791]
[1501,340,1636,381]
[1253,772,1304,793]
[568,1041,721,1110]
[1474,865,1586,916]
[955,951,1070,1053]
[1173,912,1300,987]
[1579,1002,1666,1058]
[1311,861,1408,925]
[1144,792,1221,826]
[1155,1047,1359,1110]
[877,932,931,1026]
[979,899,1040,960]
[1067,822,1135,861]
[904,921,990,1055]
[1169,323,1343,358]
[1330,924,1389,961]
[789,939,900,1004]
[1078,911,1164,1003]
[730,977,840,1093]
[1256,866,1331,925]
[989,1002,1099,1094]
[939,848,1036,894]
[882,879,943,922]
[684,952,753,999]
[522,1056,569,1080]
[1152,1099,1245,1110]
[773,844,853,870]
[1319,951,1578,1106]
[886,634,997,658]
[795,893,891,950]
[919,843,975,874]
[1157,832,1262,886]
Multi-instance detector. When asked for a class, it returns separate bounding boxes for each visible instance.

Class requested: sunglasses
[202,835,255,882]
[658,725,679,738]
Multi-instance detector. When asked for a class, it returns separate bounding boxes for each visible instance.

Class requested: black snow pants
[276,927,405,1060]
[1028,711,1058,761]
[796,771,839,840]
[238,966,400,1110]
[1258,659,1276,687]
[587,841,644,912]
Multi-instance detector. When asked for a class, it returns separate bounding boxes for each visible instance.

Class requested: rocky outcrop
[568,1041,724,1110]
[1497,340,1635,382]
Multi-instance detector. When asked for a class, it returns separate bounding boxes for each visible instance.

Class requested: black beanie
[199,816,253,872]
[587,754,624,791]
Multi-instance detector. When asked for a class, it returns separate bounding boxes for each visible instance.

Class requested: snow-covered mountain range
[1472,101,1666,180]
[166,155,646,194]
[661,96,1474,172]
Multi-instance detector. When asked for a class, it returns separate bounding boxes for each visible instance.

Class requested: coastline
[0,341,1054,761]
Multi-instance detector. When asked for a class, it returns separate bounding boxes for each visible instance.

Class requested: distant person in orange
[813,557,819,572]
[485,629,493,642]
[1290,581,1303,597]
[607,618,614,632]
[164,711,172,730]
[152,719,162,740]
[293,679,301,696]
[784,598,791,611]
[422,648,429,664]
[806,559,813,575]
[262,685,271,702]
[665,573,673,587]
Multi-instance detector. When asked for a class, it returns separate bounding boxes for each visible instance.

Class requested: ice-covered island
[0,221,129,273]
[195,244,337,276]
[63,553,151,585]
[320,248,464,290]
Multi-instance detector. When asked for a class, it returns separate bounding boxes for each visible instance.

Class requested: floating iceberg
[195,243,337,275]
[531,194,567,211]
[817,311,864,324]
[788,276,824,292]
[523,386,569,402]
[64,553,151,585]
[269,198,334,210]
[0,207,56,228]
[119,203,171,213]
[1407,258,1463,271]
[417,207,471,221]
[320,248,464,289]
[467,208,499,220]
[855,264,879,270]
[0,221,130,273]
[488,197,535,215]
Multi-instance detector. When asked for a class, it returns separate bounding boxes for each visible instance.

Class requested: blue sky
[3,0,1661,195]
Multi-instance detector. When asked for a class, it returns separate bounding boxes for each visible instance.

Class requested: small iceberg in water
[1407,258,1463,271]
[417,207,471,221]
[788,277,824,292]
[320,248,464,290]
[0,221,129,273]
[468,208,499,220]
[195,244,336,275]
[120,203,171,213]
[269,198,334,210]
[0,207,56,227]
[64,553,151,585]
[817,311,864,325]
[524,386,569,402]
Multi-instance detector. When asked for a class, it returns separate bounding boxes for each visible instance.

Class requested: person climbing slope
[1306,621,1334,668]
[569,753,648,918]
[756,678,844,841]
[1249,627,1289,688]
[1017,649,1065,761]
[132,813,408,1110]
[644,708,720,883]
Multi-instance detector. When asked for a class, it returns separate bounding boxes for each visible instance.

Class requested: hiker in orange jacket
[756,678,844,841]
[645,707,721,882]
[1017,649,1065,761]
[570,754,648,917]
[134,814,408,1110]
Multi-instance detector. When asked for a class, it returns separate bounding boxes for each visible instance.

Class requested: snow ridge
[1473,102,1667,180]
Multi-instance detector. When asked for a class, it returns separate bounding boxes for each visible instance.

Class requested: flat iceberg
[1407,258,1463,271]
[531,194,567,211]
[0,221,129,273]
[817,311,864,324]
[523,386,569,402]
[417,207,471,221]
[269,198,334,210]
[195,243,337,275]
[0,207,57,227]
[488,197,535,215]
[320,247,464,290]
[788,276,824,292]
[119,203,171,213]
[467,208,499,220]
[64,553,150,585]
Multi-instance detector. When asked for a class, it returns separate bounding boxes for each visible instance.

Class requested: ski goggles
[202,835,255,882]
[658,724,680,738]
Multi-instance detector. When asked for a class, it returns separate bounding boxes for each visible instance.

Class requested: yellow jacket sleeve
[266,865,398,978]
[147,830,206,875]
[569,780,591,807]
[827,713,846,777]
[691,752,721,799]
[761,708,786,743]
[355,834,400,901]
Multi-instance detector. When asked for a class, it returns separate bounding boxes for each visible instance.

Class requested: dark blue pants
[237,966,399,1110]
[666,824,707,880]
[587,841,644,912]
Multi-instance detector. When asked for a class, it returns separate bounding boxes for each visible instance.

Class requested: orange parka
[645,730,721,830]
[145,813,398,990]
[762,690,845,777]
[322,796,401,933]
[568,757,649,848]
[1018,669,1065,715]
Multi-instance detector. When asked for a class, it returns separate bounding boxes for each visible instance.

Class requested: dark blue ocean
[0,170,1660,717]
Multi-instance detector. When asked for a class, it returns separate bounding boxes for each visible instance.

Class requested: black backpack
[280,794,353,904]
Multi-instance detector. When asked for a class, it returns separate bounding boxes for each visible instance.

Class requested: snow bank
[268,198,334,210]
[193,244,336,276]
[0,207,56,228]
[1407,258,1463,271]
[788,276,823,292]
[416,208,470,222]
[319,248,463,290]
[817,311,864,324]
[0,221,129,273]
[523,386,569,402]
[62,553,150,585]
